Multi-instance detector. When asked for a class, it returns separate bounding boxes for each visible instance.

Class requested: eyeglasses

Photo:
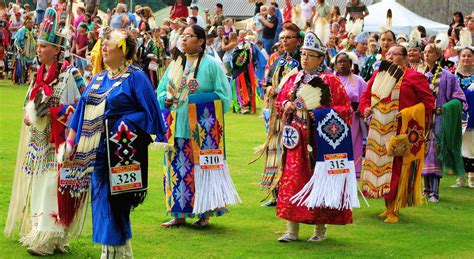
[386,52,406,57]
[180,34,198,39]
[301,52,323,58]
[280,35,299,40]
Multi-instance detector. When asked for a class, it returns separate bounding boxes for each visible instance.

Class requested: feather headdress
[434,32,449,51]
[455,28,474,51]
[347,19,364,37]
[407,28,422,49]
[379,9,392,33]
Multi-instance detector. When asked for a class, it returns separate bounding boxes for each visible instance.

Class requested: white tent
[363,0,449,35]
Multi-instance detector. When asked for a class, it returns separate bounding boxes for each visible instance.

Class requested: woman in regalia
[5,8,85,256]
[65,29,165,257]
[452,37,474,188]
[359,45,435,223]
[334,52,367,179]
[157,25,240,227]
[258,22,303,206]
[421,43,467,202]
[360,10,395,81]
[275,31,357,242]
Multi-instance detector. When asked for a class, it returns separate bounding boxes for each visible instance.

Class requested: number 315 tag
[199,149,224,170]
[324,153,349,175]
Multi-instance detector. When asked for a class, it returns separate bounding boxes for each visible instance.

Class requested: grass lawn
[0,80,473,258]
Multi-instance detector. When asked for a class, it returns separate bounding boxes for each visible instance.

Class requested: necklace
[109,63,128,79]
[423,63,441,89]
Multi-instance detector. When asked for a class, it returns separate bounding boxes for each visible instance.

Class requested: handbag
[387,111,409,156]
[387,134,409,157]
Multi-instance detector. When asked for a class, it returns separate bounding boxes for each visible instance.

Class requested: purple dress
[422,68,467,177]
[337,73,367,178]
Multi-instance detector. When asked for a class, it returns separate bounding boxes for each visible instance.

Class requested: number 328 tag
[110,164,143,195]
[199,149,224,170]
[324,153,349,175]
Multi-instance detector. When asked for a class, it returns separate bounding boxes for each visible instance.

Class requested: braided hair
[179,25,207,79]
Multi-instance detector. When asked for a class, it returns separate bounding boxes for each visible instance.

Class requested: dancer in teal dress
[158,25,240,227]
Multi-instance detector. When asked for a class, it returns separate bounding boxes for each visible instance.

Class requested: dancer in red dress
[275,31,356,242]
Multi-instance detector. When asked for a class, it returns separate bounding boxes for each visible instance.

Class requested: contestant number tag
[324,153,349,174]
[199,149,224,170]
[110,164,143,194]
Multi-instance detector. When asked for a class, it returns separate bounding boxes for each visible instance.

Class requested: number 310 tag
[199,149,224,170]
[324,153,349,175]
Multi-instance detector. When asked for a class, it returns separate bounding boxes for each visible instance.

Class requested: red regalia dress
[358,68,435,201]
[275,69,354,225]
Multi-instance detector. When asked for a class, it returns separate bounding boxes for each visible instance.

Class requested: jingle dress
[421,65,467,199]
[275,68,354,225]
[69,67,165,246]
[157,54,239,219]
[5,61,85,254]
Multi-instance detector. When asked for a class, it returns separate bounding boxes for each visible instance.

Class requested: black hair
[216,3,223,9]
[189,16,198,24]
[179,25,206,78]
[335,52,352,64]
[125,34,137,60]
[393,44,408,56]
[416,25,426,38]
[459,47,473,56]
[450,11,465,27]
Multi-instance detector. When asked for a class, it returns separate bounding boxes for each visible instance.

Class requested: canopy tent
[363,0,449,35]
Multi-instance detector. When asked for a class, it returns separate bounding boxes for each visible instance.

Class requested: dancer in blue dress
[65,29,165,257]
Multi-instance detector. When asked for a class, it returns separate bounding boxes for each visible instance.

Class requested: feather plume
[371,61,404,106]
[298,84,322,110]
[455,28,473,51]
[379,9,393,33]
[24,101,37,125]
[435,32,449,51]
[313,19,330,45]
[408,28,422,49]
[347,19,364,37]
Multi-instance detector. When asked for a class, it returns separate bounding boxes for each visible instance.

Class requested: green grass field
[1,81,473,258]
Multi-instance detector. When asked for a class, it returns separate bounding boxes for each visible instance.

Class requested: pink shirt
[73,15,84,29]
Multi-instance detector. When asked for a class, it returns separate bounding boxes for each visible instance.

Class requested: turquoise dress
[157,54,233,218]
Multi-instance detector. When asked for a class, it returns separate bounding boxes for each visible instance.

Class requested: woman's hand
[363,107,371,118]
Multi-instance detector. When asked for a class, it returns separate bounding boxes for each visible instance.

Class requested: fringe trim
[395,160,423,210]
[290,161,360,210]
[20,229,68,254]
[192,161,241,215]
[150,141,175,152]
[361,182,391,198]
